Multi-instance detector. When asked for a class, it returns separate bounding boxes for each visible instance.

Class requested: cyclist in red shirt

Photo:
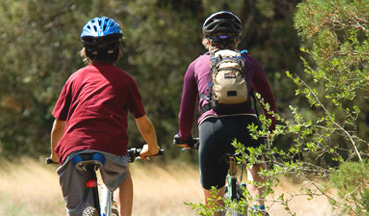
[50,17,159,216]
[175,11,276,215]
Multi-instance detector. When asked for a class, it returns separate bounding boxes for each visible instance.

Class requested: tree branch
[296,75,363,162]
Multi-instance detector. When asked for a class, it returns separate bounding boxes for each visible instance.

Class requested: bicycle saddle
[72,152,106,172]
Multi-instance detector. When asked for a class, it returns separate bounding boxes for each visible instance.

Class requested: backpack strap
[249,87,259,116]
[200,102,211,114]
[199,51,216,114]
[199,82,212,114]
[242,50,259,116]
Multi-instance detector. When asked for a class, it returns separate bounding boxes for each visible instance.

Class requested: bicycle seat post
[228,156,238,177]
[72,153,106,216]
[86,164,101,215]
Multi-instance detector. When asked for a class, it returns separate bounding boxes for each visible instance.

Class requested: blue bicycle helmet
[81,16,123,38]
[81,17,123,51]
[80,17,123,63]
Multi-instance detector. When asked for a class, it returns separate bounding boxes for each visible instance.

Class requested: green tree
[0,0,302,159]
[0,0,86,157]
[291,0,369,162]
[191,0,369,215]
[0,0,129,157]
[286,0,369,214]
[253,0,369,215]
[330,161,369,215]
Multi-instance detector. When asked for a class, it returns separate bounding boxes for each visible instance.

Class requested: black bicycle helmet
[202,11,242,41]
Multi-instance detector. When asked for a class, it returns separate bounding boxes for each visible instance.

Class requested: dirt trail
[0,158,333,216]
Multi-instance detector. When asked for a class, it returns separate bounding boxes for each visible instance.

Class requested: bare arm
[135,115,159,160]
[50,119,65,163]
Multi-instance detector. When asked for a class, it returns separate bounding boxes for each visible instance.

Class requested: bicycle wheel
[221,185,247,216]
[112,208,120,216]
[111,199,120,216]
[82,206,99,216]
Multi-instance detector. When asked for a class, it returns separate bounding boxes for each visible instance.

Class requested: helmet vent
[80,17,123,39]
[202,11,242,38]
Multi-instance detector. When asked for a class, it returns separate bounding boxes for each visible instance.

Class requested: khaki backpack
[200,49,251,114]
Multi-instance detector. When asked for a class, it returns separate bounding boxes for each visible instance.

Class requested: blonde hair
[202,37,241,51]
[202,38,210,50]
[80,48,91,64]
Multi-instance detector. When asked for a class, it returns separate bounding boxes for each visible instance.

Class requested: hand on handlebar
[139,144,160,161]
[173,134,199,149]
[48,153,60,164]
[174,138,191,149]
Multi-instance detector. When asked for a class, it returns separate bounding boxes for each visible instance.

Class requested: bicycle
[46,147,164,216]
[173,136,247,216]
[221,152,248,216]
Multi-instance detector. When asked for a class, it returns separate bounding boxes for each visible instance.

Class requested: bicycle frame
[46,148,164,216]
[174,137,247,215]
[227,156,239,200]
[100,186,114,216]
[72,152,107,216]
[223,154,248,216]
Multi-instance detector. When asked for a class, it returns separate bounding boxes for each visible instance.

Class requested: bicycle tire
[221,195,247,216]
[111,198,120,216]
[82,206,99,216]
[221,185,247,216]
[112,208,120,216]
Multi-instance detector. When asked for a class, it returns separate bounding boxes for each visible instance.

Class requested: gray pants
[57,150,129,216]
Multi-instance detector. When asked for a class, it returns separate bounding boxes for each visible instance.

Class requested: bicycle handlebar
[45,148,165,165]
[173,135,244,162]
[173,135,200,149]
[45,157,58,165]
[127,148,164,163]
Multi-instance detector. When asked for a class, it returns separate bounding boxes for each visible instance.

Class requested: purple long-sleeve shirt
[178,52,277,140]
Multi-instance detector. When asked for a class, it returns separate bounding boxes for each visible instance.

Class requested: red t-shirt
[52,63,145,163]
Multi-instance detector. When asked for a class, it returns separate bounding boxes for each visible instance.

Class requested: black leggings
[198,115,264,190]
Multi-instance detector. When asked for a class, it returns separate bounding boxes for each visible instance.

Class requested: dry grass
[267,179,334,216]
[0,158,64,216]
[131,162,203,216]
[0,158,333,216]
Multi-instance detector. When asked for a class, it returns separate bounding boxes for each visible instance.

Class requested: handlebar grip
[45,157,58,164]
[134,148,164,156]
[155,149,165,156]
[128,148,164,163]
[189,138,200,149]
[173,135,200,149]
[173,135,182,145]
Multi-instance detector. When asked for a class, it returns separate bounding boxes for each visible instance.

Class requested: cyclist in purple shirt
[175,11,276,215]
